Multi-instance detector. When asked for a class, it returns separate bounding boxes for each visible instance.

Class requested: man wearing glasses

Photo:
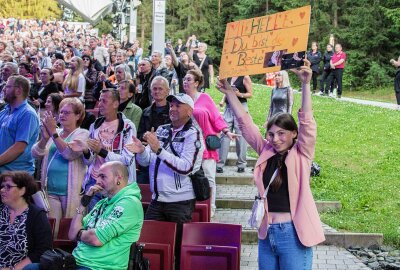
[0,75,39,175]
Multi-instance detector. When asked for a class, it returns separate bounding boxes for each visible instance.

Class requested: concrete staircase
[212,142,383,248]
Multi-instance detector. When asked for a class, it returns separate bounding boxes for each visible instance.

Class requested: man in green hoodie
[69,161,144,270]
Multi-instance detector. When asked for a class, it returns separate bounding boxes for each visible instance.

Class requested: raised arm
[166,43,179,67]
[291,59,312,112]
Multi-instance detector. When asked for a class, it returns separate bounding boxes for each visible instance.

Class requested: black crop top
[262,153,290,212]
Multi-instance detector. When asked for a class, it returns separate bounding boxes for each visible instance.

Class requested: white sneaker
[316,91,323,96]
[329,92,334,97]
[211,209,215,218]
[397,105,400,110]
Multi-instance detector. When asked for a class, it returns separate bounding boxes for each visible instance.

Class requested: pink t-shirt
[193,93,227,161]
[91,119,119,180]
[332,51,346,69]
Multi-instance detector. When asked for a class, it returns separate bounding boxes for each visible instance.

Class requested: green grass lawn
[343,86,397,104]
[208,84,400,248]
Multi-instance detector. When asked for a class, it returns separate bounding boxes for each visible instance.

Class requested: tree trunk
[141,11,145,48]
[333,0,338,28]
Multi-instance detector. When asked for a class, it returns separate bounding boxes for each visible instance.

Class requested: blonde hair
[276,70,291,88]
[62,57,84,92]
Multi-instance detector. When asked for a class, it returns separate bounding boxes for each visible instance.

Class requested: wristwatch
[156,147,162,155]
[76,229,84,242]
[52,133,59,139]
[241,94,244,98]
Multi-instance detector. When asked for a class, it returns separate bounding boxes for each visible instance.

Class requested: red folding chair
[137,220,177,270]
[53,218,76,253]
[48,217,56,238]
[180,222,242,270]
[139,184,152,212]
[192,193,211,222]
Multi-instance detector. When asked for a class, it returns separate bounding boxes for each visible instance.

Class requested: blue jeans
[23,263,91,270]
[258,222,313,270]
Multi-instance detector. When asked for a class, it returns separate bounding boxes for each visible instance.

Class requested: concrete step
[216,184,342,212]
[216,166,254,185]
[229,141,252,152]
[226,152,257,167]
[212,209,383,248]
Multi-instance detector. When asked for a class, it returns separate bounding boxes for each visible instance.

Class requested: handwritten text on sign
[219,6,311,79]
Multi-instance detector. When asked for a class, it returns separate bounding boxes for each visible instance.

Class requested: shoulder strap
[199,56,207,70]
[262,169,278,198]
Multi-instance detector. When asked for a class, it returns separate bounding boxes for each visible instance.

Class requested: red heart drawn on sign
[225,55,228,59]
[270,31,274,36]
[300,12,305,19]
[292,37,298,46]
[290,21,293,24]
[228,61,232,65]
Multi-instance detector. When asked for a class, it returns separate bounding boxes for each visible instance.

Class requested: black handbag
[310,161,321,177]
[189,167,211,201]
[40,248,76,270]
[128,243,150,270]
[205,135,221,150]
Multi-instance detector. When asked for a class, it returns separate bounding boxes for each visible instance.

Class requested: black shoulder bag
[128,243,150,270]
[40,248,76,270]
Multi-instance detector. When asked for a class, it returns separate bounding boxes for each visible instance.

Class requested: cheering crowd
[0,18,326,270]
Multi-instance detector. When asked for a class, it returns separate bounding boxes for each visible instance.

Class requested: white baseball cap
[166,93,195,110]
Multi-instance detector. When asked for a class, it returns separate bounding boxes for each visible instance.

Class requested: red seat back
[181,223,242,270]
[139,184,152,203]
[180,245,239,270]
[138,220,177,270]
[57,218,72,240]
[48,218,56,237]
[53,218,76,252]
[192,204,209,222]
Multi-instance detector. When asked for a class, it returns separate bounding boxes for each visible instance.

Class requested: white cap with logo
[166,93,195,110]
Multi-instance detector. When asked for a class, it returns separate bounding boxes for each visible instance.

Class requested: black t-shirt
[262,153,290,212]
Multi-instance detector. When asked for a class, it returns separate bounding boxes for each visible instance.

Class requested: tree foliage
[0,0,62,19]
[135,0,399,88]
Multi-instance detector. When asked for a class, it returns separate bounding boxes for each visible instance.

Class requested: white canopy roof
[57,0,114,24]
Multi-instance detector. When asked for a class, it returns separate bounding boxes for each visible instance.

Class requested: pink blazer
[238,110,325,247]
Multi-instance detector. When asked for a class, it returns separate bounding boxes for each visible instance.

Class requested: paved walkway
[321,94,399,110]
[241,244,372,270]
[259,83,399,110]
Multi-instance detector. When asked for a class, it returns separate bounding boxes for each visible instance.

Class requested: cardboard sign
[219,6,311,79]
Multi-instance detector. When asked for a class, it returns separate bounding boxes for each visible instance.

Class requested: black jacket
[307,50,322,73]
[26,204,53,262]
[322,51,334,70]
[137,102,171,140]
[30,82,60,107]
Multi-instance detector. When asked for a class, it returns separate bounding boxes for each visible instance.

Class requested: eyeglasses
[0,184,18,191]
[82,58,90,61]
[59,110,75,115]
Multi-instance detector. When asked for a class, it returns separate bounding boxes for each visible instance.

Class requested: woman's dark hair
[42,67,54,81]
[266,113,298,191]
[82,54,93,69]
[54,52,64,61]
[0,171,38,202]
[187,69,204,90]
[266,113,298,135]
[18,62,31,72]
[48,93,63,113]
[65,46,74,57]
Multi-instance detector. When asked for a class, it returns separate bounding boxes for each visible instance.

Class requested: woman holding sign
[216,60,325,270]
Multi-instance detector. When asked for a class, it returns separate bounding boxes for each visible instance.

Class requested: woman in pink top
[184,69,237,217]
[216,60,325,269]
